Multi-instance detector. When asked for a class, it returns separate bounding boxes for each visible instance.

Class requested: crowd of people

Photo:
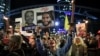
[0,26,100,56]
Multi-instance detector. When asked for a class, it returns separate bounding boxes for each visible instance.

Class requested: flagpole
[71,0,75,23]
[69,0,75,32]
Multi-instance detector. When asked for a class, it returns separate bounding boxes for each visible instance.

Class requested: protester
[35,26,73,56]
[68,37,87,56]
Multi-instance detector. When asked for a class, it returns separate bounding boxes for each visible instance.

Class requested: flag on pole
[64,15,70,31]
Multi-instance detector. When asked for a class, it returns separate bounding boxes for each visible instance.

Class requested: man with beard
[41,12,54,28]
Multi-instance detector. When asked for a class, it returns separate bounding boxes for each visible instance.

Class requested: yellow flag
[64,15,70,31]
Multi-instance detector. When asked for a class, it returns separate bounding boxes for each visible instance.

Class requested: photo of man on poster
[24,10,35,26]
[37,11,54,28]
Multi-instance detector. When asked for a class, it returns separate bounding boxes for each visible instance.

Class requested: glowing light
[71,0,74,4]
[65,11,71,15]
[55,21,59,26]
[83,20,89,23]
[78,21,81,24]
[59,29,62,31]
[85,20,88,23]
[1,9,4,12]
[9,25,13,28]
[3,16,8,20]
[57,0,60,2]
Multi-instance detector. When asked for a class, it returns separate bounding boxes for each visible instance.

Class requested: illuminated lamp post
[70,0,75,23]
[83,19,89,35]
[68,0,75,32]
[3,16,9,32]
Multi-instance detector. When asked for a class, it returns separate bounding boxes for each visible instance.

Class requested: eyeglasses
[48,37,55,40]
[42,38,46,40]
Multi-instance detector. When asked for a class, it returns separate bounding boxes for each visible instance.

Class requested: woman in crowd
[7,35,25,56]
[35,26,73,56]
[69,36,87,56]
[25,34,40,56]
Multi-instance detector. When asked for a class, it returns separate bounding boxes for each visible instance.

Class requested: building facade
[0,0,10,29]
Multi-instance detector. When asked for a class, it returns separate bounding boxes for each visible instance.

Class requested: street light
[83,19,89,34]
[85,20,88,24]
[83,20,88,24]
[78,21,81,24]
[3,16,8,20]
[3,15,9,31]
[9,25,13,29]
[55,21,60,26]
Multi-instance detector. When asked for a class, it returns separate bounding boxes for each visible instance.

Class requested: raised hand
[35,26,42,36]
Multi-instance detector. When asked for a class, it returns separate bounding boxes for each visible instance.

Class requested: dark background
[10,0,100,35]
[10,0,100,10]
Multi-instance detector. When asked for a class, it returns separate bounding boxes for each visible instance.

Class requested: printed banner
[76,23,86,36]
[22,6,55,31]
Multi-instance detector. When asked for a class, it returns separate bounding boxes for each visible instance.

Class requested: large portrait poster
[35,6,55,29]
[76,23,87,36]
[22,9,36,27]
[22,6,55,31]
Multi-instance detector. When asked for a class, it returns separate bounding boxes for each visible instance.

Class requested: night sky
[10,0,100,10]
